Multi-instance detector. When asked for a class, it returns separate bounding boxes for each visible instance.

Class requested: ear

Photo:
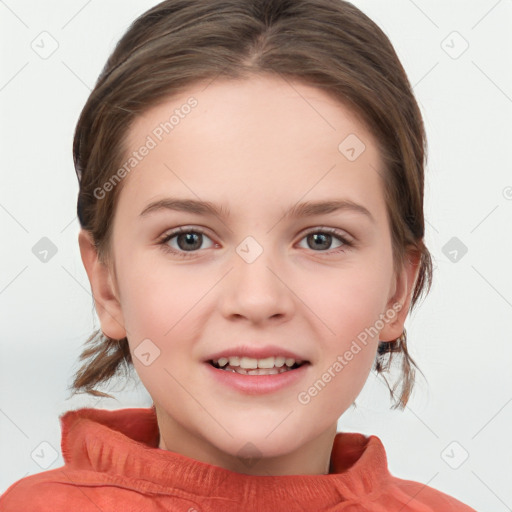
[379,248,421,342]
[78,229,127,340]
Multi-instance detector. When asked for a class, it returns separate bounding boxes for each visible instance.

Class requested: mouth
[208,356,309,376]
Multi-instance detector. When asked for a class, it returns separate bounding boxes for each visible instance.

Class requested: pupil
[308,233,331,250]
[178,232,202,251]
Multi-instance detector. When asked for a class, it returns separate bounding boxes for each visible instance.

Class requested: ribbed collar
[60,406,391,507]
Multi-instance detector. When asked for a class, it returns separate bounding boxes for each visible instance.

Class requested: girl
[1,0,477,510]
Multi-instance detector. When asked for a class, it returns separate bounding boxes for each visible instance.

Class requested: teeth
[226,366,291,375]
[212,356,301,369]
[274,356,286,367]
[240,357,258,369]
[257,356,275,369]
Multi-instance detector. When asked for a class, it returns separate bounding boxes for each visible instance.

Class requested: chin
[212,425,303,461]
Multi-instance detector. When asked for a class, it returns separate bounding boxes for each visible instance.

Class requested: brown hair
[70,0,433,409]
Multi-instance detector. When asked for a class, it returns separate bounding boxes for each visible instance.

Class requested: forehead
[119,74,386,219]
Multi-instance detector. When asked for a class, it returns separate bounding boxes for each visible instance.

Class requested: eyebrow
[139,197,375,223]
[139,198,231,219]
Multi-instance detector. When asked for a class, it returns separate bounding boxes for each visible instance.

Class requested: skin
[79,73,420,476]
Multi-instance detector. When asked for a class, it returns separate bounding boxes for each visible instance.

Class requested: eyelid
[158,226,216,245]
[158,225,353,243]
[299,225,353,241]
[159,225,210,237]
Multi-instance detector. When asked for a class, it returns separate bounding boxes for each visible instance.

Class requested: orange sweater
[0,406,476,511]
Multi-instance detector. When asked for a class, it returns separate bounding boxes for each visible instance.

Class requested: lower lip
[204,362,310,395]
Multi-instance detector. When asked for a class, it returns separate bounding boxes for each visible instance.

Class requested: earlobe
[379,249,421,342]
[78,229,127,340]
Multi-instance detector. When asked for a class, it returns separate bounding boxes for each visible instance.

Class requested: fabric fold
[0,406,477,511]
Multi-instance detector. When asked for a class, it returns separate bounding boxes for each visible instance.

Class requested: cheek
[117,260,205,388]
[305,259,391,336]
[299,260,390,409]
[117,253,204,338]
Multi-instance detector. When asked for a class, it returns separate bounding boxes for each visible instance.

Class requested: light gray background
[1,1,511,510]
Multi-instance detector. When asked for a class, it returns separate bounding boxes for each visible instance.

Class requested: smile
[209,356,307,375]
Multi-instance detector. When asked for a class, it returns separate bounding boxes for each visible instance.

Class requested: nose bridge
[221,234,293,322]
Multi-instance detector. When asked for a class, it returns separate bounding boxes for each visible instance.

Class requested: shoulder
[387,475,477,511]
[0,468,114,512]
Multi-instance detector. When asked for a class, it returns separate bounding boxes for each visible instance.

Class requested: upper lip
[205,345,310,363]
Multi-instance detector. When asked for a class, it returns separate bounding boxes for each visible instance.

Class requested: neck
[155,407,338,476]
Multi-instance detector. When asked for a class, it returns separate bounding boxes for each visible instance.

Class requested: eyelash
[157,226,354,259]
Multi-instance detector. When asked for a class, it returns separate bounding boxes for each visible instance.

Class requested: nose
[219,243,295,325]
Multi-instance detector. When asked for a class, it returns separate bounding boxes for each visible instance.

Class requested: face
[83,74,416,474]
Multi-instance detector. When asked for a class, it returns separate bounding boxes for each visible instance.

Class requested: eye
[158,227,215,258]
[157,226,353,259]
[297,228,353,254]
